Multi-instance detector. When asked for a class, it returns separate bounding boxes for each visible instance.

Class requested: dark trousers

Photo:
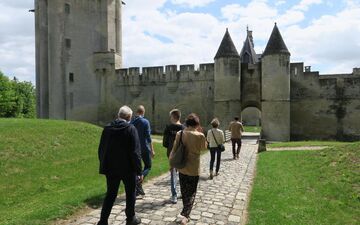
[209,147,222,173]
[99,175,136,224]
[231,138,242,155]
[141,149,152,177]
[179,173,199,218]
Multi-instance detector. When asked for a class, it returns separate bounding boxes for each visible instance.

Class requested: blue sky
[0,0,359,84]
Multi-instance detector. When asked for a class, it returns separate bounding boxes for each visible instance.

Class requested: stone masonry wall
[108,63,215,133]
[290,64,360,140]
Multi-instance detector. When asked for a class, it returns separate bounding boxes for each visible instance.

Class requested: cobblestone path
[70,138,258,225]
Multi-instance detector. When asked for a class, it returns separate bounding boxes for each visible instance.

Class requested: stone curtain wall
[290,64,360,141]
[111,64,215,133]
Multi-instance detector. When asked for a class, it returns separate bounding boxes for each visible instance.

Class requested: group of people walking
[97,105,244,225]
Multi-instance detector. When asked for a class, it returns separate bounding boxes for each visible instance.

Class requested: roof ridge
[263,23,290,56]
[214,29,240,59]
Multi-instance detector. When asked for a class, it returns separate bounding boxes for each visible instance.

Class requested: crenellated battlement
[116,63,214,86]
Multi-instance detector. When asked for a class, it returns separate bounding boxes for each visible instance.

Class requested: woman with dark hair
[206,118,225,179]
[171,113,206,224]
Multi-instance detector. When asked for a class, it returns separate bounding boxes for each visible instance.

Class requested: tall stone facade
[35,0,122,122]
[35,1,360,141]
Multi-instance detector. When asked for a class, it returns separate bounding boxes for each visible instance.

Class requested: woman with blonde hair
[206,118,225,179]
[171,113,206,224]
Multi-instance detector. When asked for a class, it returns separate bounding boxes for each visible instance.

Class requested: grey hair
[118,105,133,119]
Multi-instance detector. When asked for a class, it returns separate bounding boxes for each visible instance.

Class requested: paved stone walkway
[69,138,258,225]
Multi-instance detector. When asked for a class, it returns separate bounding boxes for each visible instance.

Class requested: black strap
[179,130,183,145]
[211,129,220,146]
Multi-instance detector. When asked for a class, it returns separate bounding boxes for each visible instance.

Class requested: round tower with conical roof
[261,23,291,141]
[214,28,242,128]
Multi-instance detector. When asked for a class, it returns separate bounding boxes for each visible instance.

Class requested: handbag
[211,129,225,152]
[169,131,187,169]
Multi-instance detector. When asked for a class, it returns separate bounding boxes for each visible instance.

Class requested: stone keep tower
[35,0,122,122]
[261,24,291,141]
[214,29,242,128]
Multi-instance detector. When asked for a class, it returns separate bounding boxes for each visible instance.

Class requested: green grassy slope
[0,119,169,225]
[247,142,360,225]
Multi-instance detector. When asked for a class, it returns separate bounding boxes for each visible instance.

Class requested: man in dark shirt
[163,109,185,203]
[97,106,142,225]
[131,105,155,196]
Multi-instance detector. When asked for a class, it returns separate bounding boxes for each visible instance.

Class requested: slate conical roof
[214,28,240,59]
[240,29,258,64]
[263,23,290,56]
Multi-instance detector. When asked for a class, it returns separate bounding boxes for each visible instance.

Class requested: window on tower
[65,3,70,14]
[69,73,74,82]
[65,38,71,49]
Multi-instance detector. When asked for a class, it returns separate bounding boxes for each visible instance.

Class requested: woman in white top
[206,118,225,179]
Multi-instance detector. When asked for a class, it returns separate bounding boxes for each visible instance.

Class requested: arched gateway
[35,1,360,141]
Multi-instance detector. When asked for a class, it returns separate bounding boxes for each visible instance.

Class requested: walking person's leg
[231,138,236,159]
[98,176,121,225]
[215,148,222,175]
[136,149,152,196]
[142,149,152,178]
[179,173,199,222]
[236,139,242,159]
[170,167,178,203]
[209,148,216,179]
[123,175,141,224]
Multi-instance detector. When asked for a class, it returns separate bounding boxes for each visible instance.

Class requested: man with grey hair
[97,105,142,225]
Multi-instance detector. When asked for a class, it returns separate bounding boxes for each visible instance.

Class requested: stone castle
[35,0,360,141]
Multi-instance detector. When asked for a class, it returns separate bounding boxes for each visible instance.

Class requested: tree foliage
[0,71,36,118]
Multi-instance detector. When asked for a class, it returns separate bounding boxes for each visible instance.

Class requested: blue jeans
[210,147,222,173]
[141,149,152,177]
[170,168,177,197]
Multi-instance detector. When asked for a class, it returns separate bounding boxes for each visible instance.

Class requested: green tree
[0,71,36,118]
[0,72,16,117]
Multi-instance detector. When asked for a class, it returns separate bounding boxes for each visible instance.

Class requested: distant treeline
[0,71,35,118]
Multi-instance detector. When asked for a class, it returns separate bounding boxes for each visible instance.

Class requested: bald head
[136,105,145,115]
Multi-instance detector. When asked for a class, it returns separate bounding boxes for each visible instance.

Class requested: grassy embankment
[247,141,360,225]
[0,119,169,225]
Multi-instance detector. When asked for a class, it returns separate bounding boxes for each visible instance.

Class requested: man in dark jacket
[97,105,142,225]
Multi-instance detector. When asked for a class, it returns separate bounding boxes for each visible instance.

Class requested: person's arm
[98,129,106,161]
[162,126,169,148]
[145,120,155,157]
[130,126,143,177]
[170,132,180,156]
[206,130,210,143]
[240,123,244,132]
[220,130,225,144]
[201,135,207,150]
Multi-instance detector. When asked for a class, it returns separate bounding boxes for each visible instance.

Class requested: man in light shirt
[228,117,244,159]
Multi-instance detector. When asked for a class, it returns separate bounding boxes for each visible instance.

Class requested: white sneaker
[171,195,177,204]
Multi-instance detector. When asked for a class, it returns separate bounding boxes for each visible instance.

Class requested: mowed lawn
[247,141,360,225]
[0,119,169,225]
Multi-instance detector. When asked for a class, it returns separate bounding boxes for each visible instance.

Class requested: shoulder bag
[211,129,225,152]
[169,131,187,169]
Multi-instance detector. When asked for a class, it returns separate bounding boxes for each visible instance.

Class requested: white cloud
[221,2,277,21]
[293,0,322,11]
[0,0,359,84]
[0,1,35,83]
[284,4,360,73]
[275,0,286,6]
[171,0,215,8]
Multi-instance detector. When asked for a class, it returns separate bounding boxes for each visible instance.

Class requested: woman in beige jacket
[171,113,206,224]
